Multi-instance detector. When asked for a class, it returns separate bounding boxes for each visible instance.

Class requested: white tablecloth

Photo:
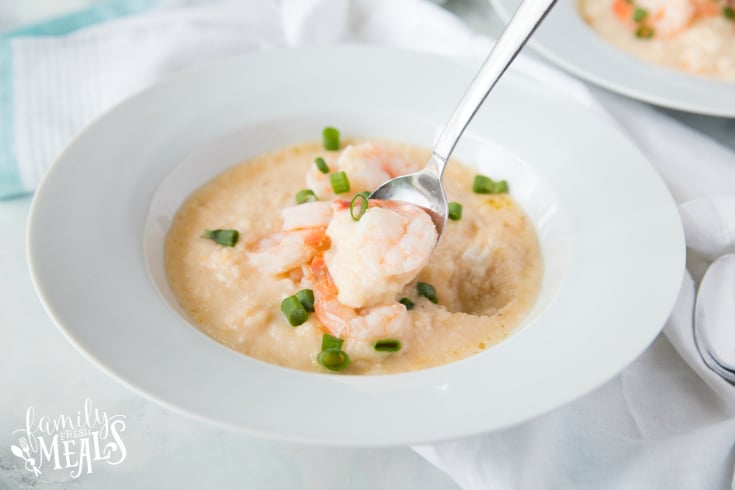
[1,1,733,488]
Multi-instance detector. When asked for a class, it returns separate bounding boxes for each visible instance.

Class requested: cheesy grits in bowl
[164,132,543,375]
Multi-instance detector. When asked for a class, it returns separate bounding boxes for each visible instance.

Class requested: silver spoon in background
[694,254,735,384]
[370,0,558,235]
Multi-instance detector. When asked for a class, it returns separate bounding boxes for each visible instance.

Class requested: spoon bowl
[370,0,557,236]
[370,155,447,234]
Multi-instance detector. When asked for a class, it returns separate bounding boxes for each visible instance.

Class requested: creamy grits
[581,0,735,81]
[165,140,543,374]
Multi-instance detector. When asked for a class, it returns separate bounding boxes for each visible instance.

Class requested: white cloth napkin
[5,0,735,487]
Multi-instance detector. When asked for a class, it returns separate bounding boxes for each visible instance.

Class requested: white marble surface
[1,0,734,488]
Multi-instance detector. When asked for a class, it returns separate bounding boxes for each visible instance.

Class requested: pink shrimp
[305,143,416,200]
[612,0,723,38]
[310,254,411,345]
[247,201,333,275]
[308,198,436,351]
[323,199,437,308]
[248,227,330,276]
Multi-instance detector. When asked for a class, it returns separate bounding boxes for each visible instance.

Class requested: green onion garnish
[201,229,239,247]
[448,202,463,221]
[358,191,371,199]
[317,333,350,371]
[724,6,734,19]
[295,289,315,312]
[321,333,344,351]
[295,189,318,204]
[281,295,308,326]
[323,127,340,151]
[472,175,509,194]
[399,297,415,310]
[317,349,350,371]
[417,282,438,304]
[314,157,329,174]
[350,193,369,221]
[632,7,647,22]
[473,175,493,193]
[635,25,654,38]
[330,171,350,194]
[373,339,402,352]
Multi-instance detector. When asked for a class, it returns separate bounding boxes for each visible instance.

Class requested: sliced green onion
[448,202,463,221]
[330,171,350,194]
[295,289,315,312]
[321,333,344,351]
[201,229,239,247]
[493,180,508,194]
[632,7,647,22]
[724,6,734,19]
[399,297,415,310]
[417,282,438,304]
[281,295,308,326]
[350,193,369,221]
[295,189,318,204]
[373,339,402,352]
[317,349,350,371]
[314,157,329,174]
[323,127,340,151]
[317,333,350,371]
[358,191,371,199]
[472,175,494,194]
[635,25,654,38]
[473,175,509,194]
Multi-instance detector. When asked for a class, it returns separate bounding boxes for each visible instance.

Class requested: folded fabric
[3,0,734,487]
[0,0,287,198]
[0,0,163,198]
[414,192,735,489]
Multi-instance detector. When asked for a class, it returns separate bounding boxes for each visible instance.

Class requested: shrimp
[247,201,333,275]
[305,143,416,199]
[323,199,437,308]
[613,0,695,37]
[692,0,724,17]
[309,198,436,352]
[311,254,412,354]
[336,143,415,194]
[248,228,329,275]
[281,201,333,231]
[640,0,695,36]
[305,157,339,200]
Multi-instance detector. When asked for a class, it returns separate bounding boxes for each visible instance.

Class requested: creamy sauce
[581,0,735,81]
[165,140,543,374]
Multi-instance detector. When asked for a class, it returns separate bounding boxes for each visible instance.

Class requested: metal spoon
[694,254,735,384]
[370,0,557,235]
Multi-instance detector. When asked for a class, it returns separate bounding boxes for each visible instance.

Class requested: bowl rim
[489,0,735,117]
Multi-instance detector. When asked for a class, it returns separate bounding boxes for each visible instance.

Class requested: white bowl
[490,0,735,117]
[28,46,685,446]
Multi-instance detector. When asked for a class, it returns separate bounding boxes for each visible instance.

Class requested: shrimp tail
[304,227,331,250]
[311,254,353,337]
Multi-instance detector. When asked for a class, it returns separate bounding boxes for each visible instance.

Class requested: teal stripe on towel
[4,0,159,38]
[0,41,22,198]
[0,0,159,199]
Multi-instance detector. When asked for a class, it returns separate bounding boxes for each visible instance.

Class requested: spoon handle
[429,0,557,174]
